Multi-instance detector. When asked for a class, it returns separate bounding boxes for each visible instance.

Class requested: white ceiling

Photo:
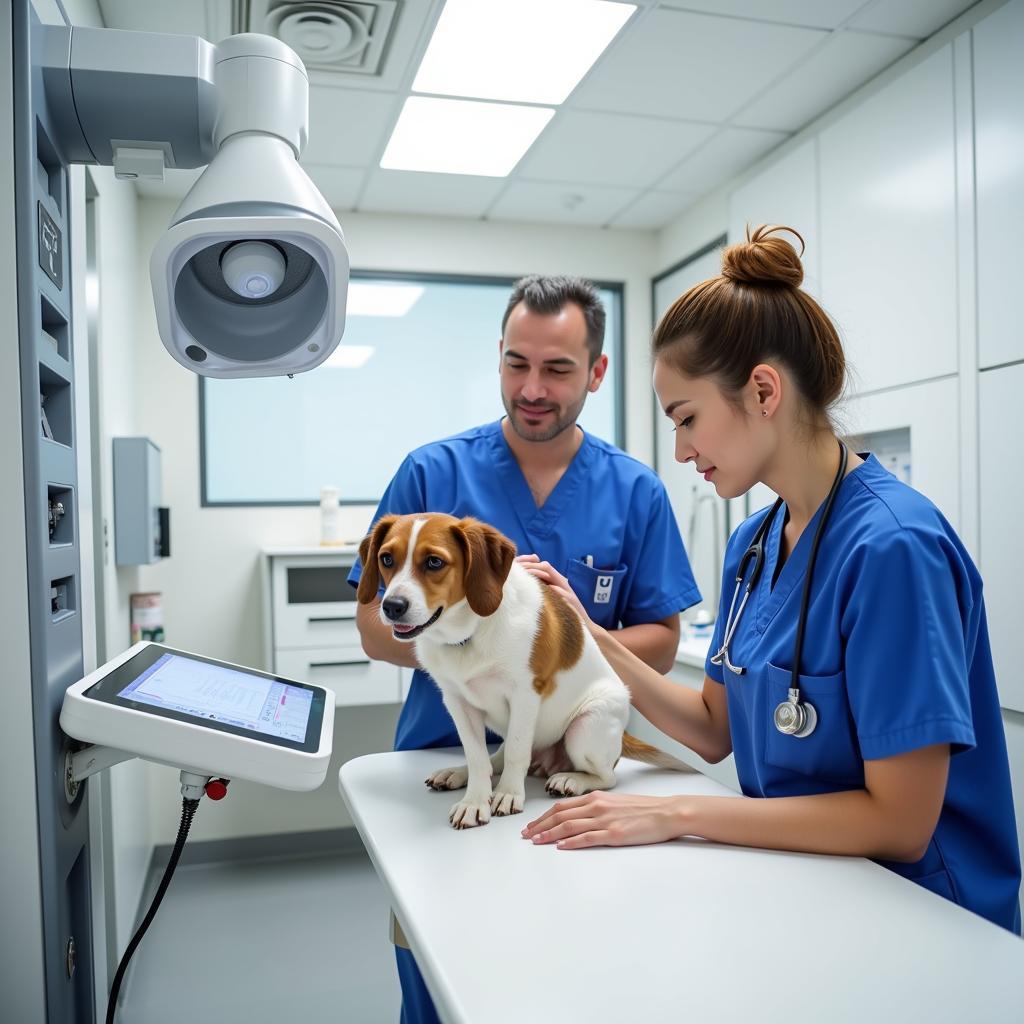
[96,0,981,230]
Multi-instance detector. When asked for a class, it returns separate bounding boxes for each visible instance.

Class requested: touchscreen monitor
[84,645,326,753]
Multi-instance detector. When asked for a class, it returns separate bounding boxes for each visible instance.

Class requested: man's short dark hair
[501,275,606,365]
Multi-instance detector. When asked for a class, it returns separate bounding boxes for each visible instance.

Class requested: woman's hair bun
[721,224,805,288]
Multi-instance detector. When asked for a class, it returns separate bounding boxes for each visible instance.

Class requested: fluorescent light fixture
[413,0,635,105]
[381,96,554,177]
[346,282,425,317]
[324,345,375,369]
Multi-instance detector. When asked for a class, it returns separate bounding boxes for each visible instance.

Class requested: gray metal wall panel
[0,2,48,1020]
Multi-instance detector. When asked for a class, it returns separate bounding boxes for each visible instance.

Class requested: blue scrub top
[706,454,1021,934]
[349,419,701,751]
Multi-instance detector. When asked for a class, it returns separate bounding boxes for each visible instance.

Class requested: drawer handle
[307,615,350,623]
[308,659,370,668]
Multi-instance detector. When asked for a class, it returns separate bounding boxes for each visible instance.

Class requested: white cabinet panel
[974,0,1024,369]
[819,46,958,395]
[840,376,960,531]
[728,139,821,298]
[275,648,401,708]
[653,244,730,618]
[979,365,1024,712]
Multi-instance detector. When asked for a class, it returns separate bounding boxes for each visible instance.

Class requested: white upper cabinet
[979,363,1024,713]
[974,0,1024,369]
[819,46,958,396]
[728,140,821,300]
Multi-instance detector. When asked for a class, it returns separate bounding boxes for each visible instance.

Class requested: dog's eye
[425,555,444,571]
[380,552,394,568]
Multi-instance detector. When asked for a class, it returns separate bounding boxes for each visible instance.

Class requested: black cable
[790,440,848,692]
[105,797,201,1024]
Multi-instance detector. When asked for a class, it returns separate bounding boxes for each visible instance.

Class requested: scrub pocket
[880,842,959,906]
[566,559,627,629]
[763,662,862,784]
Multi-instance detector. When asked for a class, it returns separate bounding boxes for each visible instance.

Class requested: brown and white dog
[357,513,692,829]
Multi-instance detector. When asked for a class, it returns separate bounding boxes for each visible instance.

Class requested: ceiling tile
[657,127,787,193]
[658,1,869,30]
[608,190,701,229]
[303,86,399,165]
[301,164,365,211]
[97,0,210,34]
[488,181,642,227]
[517,111,716,188]
[732,29,915,132]
[360,170,507,218]
[849,0,977,39]
[569,8,826,121]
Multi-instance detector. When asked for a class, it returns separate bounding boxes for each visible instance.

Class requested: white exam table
[339,751,1023,1023]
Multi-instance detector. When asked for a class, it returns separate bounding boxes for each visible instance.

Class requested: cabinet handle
[307,615,349,623]
[308,659,370,669]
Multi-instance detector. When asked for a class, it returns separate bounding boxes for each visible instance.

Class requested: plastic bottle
[319,485,343,546]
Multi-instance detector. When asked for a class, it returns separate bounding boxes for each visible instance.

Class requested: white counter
[676,632,712,670]
[339,750,1023,1024]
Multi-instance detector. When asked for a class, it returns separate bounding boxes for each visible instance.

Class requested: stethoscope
[710,441,849,738]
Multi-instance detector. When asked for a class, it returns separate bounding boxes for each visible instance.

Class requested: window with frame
[200,271,624,505]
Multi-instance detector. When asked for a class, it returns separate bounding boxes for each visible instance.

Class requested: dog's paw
[425,765,469,791]
[490,787,525,816]
[545,772,589,797]
[449,798,491,829]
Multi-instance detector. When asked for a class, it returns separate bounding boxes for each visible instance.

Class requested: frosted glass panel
[202,274,622,504]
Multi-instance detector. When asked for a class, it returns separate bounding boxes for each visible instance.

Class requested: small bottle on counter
[319,485,343,546]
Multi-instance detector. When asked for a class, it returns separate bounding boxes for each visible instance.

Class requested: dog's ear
[356,514,401,605]
[451,518,516,617]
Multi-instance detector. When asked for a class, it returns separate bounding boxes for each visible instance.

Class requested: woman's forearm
[592,626,731,763]
[680,789,930,863]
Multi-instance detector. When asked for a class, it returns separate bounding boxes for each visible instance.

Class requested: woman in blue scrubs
[522,225,1022,934]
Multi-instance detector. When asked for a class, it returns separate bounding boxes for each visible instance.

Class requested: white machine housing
[60,642,335,791]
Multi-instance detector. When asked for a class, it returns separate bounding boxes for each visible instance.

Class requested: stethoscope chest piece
[773,688,818,738]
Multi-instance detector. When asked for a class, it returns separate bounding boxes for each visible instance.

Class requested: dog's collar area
[446,635,472,647]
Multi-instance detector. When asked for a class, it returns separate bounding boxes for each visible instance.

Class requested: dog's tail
[620,732,696,773]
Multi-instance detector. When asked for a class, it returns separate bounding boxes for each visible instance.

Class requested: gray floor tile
[117,850,400,1024]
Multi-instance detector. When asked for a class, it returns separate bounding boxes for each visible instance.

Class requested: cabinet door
[974,0,1024,369]
[272,555,359,648]
[729,139,821,298]
[275,648,401,707]
[979,364,1024,712]
[820,46,958,395]
[840,376,960,531]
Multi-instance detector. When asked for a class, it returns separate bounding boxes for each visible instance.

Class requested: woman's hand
[515,554,589,622]
[521,791,691,849]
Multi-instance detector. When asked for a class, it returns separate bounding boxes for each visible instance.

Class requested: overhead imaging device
[39,22,350,377]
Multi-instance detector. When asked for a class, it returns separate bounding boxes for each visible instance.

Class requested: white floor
[117,848,401,1023]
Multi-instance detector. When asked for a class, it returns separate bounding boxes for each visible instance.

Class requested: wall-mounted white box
[113,437,168,566]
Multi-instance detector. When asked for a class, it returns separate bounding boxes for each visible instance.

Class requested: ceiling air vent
[252,1,400,76]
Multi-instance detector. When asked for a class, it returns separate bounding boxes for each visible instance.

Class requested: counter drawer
[275,611,360,650]
[275,647,401,707]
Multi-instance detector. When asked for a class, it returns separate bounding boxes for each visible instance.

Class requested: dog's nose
[382,596,409,621]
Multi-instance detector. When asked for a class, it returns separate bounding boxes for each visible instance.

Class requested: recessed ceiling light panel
[412,0,635,104]
[381,96,555,176]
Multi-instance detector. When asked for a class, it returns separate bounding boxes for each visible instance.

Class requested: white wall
[134,204,659,842]
[653,0,1024,885]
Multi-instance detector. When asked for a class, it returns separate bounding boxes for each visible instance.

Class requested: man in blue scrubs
[349,275,701,1023]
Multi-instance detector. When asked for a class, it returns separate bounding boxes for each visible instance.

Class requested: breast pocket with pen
[566,558,628,628]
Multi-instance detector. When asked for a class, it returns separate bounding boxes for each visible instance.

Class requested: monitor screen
[84,644,326,752]
[119,653,313,743]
